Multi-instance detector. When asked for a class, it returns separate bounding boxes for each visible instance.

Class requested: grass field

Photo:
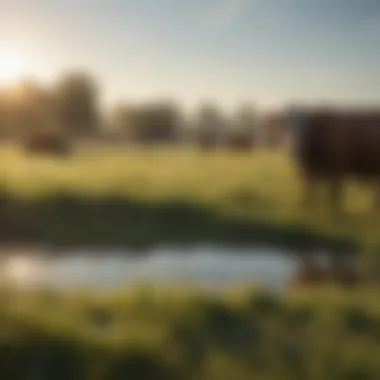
[2,144,380,378]
[0,144,380,248]
[1,284,380,379]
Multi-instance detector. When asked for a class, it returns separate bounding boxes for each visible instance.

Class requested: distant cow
[286,106,380,215]
[24,132,72,157]
[223,132,255,152]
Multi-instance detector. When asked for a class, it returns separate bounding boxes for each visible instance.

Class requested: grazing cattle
[286,106,380,215]
[24,131,72,157]
[223,132,255,152]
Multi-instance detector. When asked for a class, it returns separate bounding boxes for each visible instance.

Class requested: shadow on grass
[0,189,358,252]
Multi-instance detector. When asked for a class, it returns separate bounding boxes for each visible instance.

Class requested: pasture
[0,143,379,247]
[1,144,380,380]
[1,284,380,379]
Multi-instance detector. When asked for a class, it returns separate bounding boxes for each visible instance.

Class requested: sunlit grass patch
[0,145,379,246]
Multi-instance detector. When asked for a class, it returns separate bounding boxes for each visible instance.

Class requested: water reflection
[0,246,297,291]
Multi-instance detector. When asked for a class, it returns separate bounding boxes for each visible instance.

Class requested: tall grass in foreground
[0,285,380,379]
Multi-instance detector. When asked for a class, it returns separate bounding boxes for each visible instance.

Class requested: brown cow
[286,106,380,215]
[223,131,255,152]
[23,131,72,157]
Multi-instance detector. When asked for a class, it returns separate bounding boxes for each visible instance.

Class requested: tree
[192,102,227,146]
[0,78,55,140]
[194,102,226,131]
[109,103,134,133]
[231,103,257,135]
[128,100,182,144]
[53,70,100,135]
[0,88,11,139]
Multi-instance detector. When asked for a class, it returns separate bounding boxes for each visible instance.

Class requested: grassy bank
[1,285,380,379]
[0,145,379,248]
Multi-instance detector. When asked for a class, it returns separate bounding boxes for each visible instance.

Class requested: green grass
[0,144,379,247]
[1,284,380,379]
[1,144,380,379]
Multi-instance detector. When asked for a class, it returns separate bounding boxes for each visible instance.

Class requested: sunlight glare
[0,50,33,84]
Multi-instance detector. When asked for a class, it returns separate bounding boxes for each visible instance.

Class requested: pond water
[0,246,299,291]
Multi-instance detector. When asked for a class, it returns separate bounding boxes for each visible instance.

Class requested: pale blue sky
[0,0,379,110]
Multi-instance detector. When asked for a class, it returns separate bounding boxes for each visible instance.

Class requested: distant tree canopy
[192,103,227,148]
[0,79,53,139]
[194,103,226,133]
[126,101,183,143]
[0,89,12,138]
[53,71,100,134]
[0,68,267,146]
[231,103,257,134]
[110,103,133,133]
[15,79,54,135]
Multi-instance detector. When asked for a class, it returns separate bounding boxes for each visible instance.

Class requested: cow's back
[296,108,380,180]
[344,112,380,178]
[296,109,339,177]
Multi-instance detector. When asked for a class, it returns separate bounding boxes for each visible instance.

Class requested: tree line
[0,69,281,147]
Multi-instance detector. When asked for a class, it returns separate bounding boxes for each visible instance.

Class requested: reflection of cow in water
[288,251,357,289]
[286,107,380,215]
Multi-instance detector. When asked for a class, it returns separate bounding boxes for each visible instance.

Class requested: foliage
[193,102,227,147]
[231,102,257,133]
[127,101,183,143]
[0,70,268,147]
[0,79,54,139]
[0,286,379,379]
[53,70,100,133]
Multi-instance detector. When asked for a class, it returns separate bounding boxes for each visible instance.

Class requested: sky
[0,0,379,111]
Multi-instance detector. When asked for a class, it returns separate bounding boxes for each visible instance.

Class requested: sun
[0,50,31,84]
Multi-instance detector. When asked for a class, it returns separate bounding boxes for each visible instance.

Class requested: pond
[0,245,300,291]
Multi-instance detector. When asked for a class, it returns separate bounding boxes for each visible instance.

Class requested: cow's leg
[373,183,380,212]
[329,178,343,216]
[303,175,317,211]
[301,167,319,211]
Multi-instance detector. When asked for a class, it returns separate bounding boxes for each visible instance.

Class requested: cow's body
[223,132,255,152]
[24,132,72,157]
[287,106,380,214]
